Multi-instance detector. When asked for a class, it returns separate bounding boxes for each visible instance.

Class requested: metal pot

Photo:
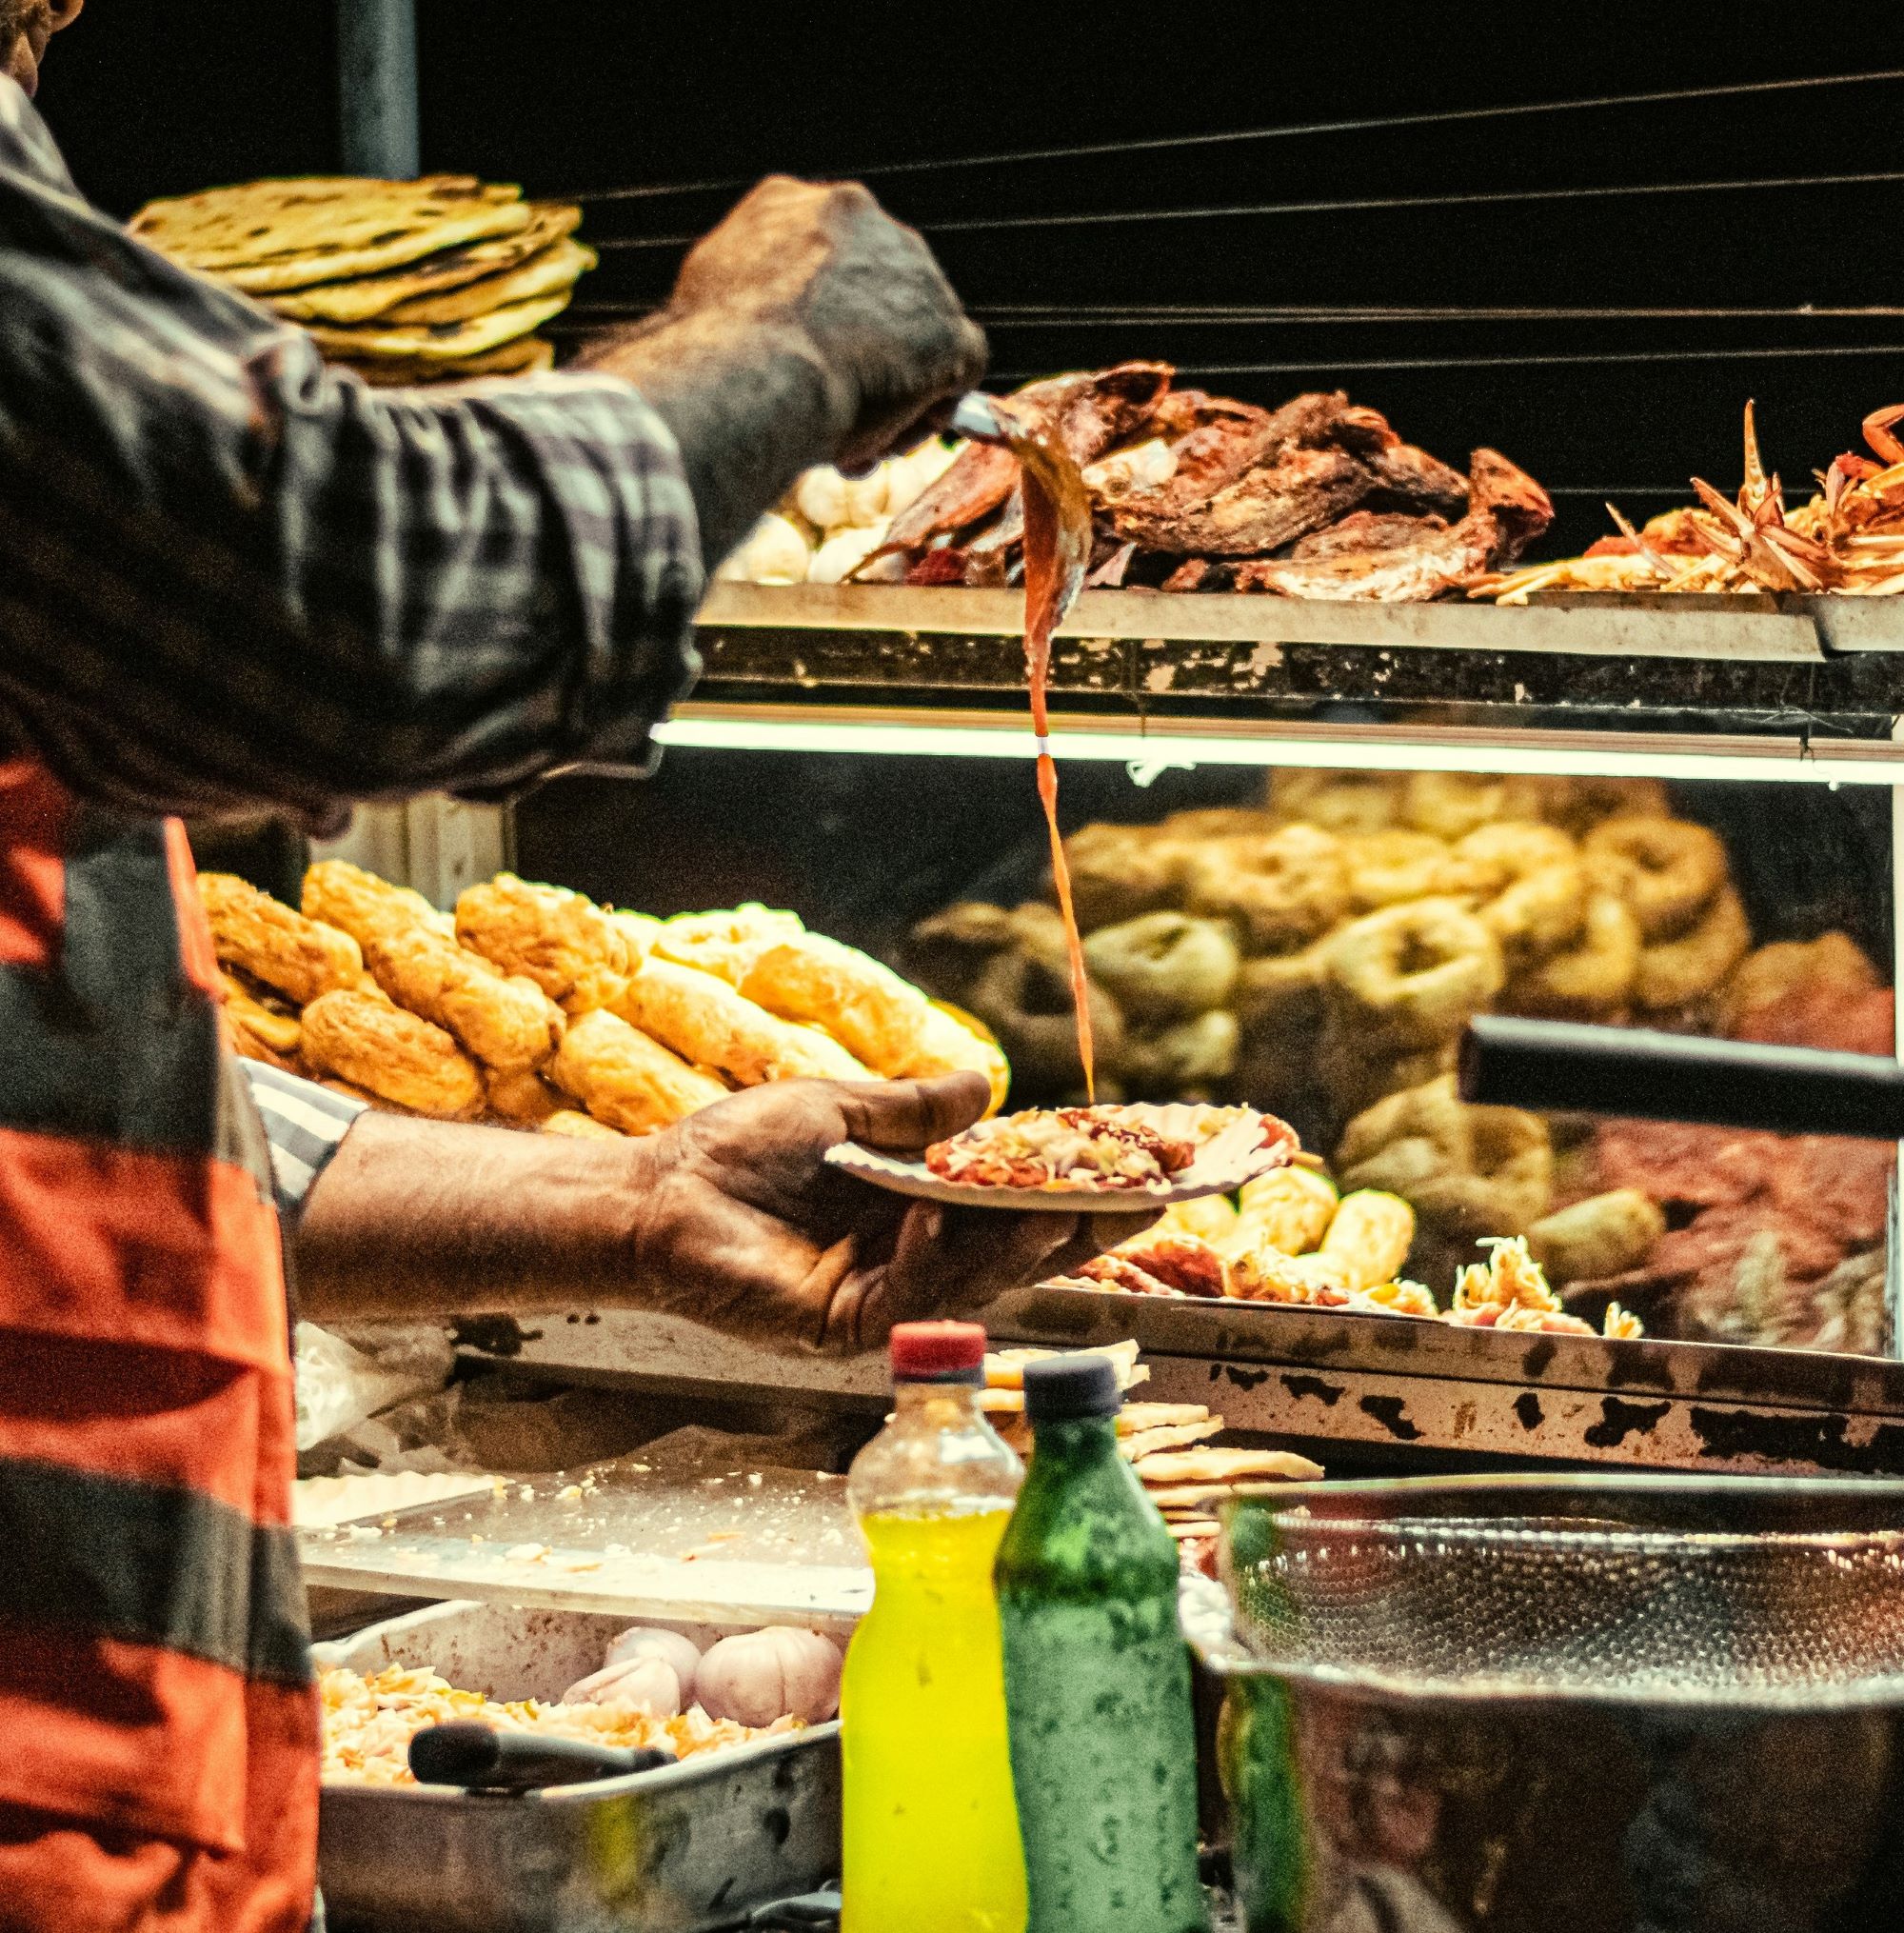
[1191,1476,1904,1933]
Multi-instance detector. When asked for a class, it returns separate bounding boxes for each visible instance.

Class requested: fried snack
[615,958,868,1086]
[300,989,484,1120]
[1602,1304,1645,1341]
[1062,823,1185,931]
[1452,822,1586,965]
[651,905,805,986]
[1105,1232,1229,1298]
[1534,775,1673,835]
[1339,830,1464,911]
[1153,1194,1242,1247]
[1319,1189,1417,1289]
[1120,1420,1226,1461]
[1231,1165,1339,1256]
[608,910,663,964]
[542,1108,626,1141]
[1527,1189,1667,1285]
[1119,1010,1239,1092]
[967,939,1124,1096]
[1720,931,1879,1032]
[1324,899,1504,1048]
[304,859,451,947]
[1350,1280,1440,1318]
[1581,815,1727,941]
[1157,806,1278,843]
[737,930,1008,1106]
[551,1009,727,1135]
[1181,824,1349,953]
[1504,890,1641,1019]
[453,873,634,1013]
[1130,1447,1323,1485]
[1081,912,1240,1022]
[1400,771,1544,841]
[484,1066,565,1127]
[218,970,302,1057]
[1268,768,1403,835]
[199,872,363,1005]
[361,925,565,1073]
[1635,886,1751,1011]
[1230,1249,1354,1304]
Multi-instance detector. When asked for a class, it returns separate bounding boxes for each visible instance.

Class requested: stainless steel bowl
[1196,1476,1904,1933]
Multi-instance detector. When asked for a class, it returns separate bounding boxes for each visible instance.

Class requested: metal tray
[315,1600,839,1933]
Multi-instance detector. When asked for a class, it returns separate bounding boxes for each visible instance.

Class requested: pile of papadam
[130,174,594,386]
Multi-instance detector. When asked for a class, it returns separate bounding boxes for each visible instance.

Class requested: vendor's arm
[290,1071,1141,1352]
[0,79,982,831]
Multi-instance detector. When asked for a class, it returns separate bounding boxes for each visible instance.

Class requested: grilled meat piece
[1118,444,1373,557]
[1362,443,1472,516]
[1289,510,1451,560]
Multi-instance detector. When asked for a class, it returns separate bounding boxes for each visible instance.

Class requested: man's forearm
[580,310,849,571]
[291,1111,660,1322]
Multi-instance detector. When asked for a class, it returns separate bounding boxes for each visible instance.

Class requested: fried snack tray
[825,1104,1294,1209]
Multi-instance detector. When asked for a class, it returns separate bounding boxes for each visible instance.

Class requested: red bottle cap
[890,1321,988,1383]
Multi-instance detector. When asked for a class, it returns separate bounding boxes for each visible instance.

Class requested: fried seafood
[551,1008,727,1136]
[614,958,868,1087]
[1323,899,1504,1049]
[454,873,635,1013]
[199,871,363,1005]
[361,924,565,1073]
[300,988,484,1119]
[305,859,451,947]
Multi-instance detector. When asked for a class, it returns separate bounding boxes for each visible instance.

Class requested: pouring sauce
[987,402,1098,1100]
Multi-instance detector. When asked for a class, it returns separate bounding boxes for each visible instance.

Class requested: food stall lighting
[647,708,1904,787]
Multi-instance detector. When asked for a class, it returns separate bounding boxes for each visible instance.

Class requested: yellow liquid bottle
[841,1325,1027,1933]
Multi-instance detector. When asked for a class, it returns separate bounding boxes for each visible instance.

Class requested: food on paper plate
[321,1665,798,1787]
[198,871,363,1005]
[925,1104,1274,1193]
[299,988,485,1120]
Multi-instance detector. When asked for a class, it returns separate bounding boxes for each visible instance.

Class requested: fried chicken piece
[551,1009,727,1136]
[300,989,484,1120]
[362,924,565,1073]
[614,959,869,1086]
[199,872,362,1005]
[454,873,634,1013]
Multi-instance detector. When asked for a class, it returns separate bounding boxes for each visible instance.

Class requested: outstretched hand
[630,1072,1152,1353]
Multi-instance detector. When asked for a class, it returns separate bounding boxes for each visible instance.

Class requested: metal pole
[337,0,420,177]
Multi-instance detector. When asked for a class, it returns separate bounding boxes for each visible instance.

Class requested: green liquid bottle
[995,1355,1209,1933]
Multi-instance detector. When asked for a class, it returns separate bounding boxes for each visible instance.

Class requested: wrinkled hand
[630,1072,1150,1353]
[665,175,987,470]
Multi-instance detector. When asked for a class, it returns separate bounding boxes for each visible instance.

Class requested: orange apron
[0,759,316,1932]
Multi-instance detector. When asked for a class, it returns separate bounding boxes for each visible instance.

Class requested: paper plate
[823,1105,1297,1211]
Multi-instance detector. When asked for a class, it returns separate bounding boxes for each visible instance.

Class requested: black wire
[563,301,1904,326]
[988,343,1904,379]
[568,68,1904,205]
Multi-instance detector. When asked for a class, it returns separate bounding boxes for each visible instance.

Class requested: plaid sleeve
[0,76,703,833]
[239,1061,367,1223]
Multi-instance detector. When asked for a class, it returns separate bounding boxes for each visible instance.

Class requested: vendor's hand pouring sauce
[0,7,1139,1925]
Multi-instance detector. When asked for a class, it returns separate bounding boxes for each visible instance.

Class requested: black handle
[407,1721,675,1792]
[1458,1014,1904,1138]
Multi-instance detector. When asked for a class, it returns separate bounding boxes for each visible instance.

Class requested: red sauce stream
[993,407,1096,1099]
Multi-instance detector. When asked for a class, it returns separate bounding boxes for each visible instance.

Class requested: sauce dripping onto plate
[950,394,1097,1099]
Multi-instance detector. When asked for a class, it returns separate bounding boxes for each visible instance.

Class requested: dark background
[37,2,1904,559]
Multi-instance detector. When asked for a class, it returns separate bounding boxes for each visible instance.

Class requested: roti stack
[130,176,593,387]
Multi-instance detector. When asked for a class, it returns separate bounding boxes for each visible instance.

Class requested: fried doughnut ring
[1119,1009,1239,1093]
[1063,823,1184,931]
[1453,822,1586,965]
[1081,911,1240,1022]
[304,860,451,947]
[361,926,565,1073]
[199,872,363,1006]
[1232,1165,1339,1257]
[300,988,484,1120]
[1634,885,1751,1011]
[1581,815,1728,942]
[1324,899,1504,1049]
[1400,772,1545,841]
[1537,775,1672,835]
[1158,807,1278,843]
[1315,1027,1456,1124]
[1319,1189,1417,1289]
[1269,769,1403,835]
[1527,1188,1666,1285]
[1340,831,1464,912]
[966,942,1125,1095]
[1504,890,1640,1019]
[1182,824,1349,954]
[551,1008,727,1135]
[906,901,1027,1005]
[1336,1073,1473,1177]
[1405,1105,1553,1240]
[1720,931,1879,1032]
[455,874,638,1013]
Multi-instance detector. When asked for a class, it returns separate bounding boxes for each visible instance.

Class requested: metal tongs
[408,1720,676,1793]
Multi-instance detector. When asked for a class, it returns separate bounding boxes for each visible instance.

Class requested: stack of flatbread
[982,1342,1322,1555]
[129,175,594,387]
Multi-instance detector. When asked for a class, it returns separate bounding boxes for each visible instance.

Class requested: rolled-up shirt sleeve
[239,1060,368,1224]
[0,76,703,834]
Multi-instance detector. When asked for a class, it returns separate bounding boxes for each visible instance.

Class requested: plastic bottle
[840,1321,1028,1933]
[995,1354,1209,1933]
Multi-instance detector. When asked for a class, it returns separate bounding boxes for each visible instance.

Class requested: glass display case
[475,584,1904,1478]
